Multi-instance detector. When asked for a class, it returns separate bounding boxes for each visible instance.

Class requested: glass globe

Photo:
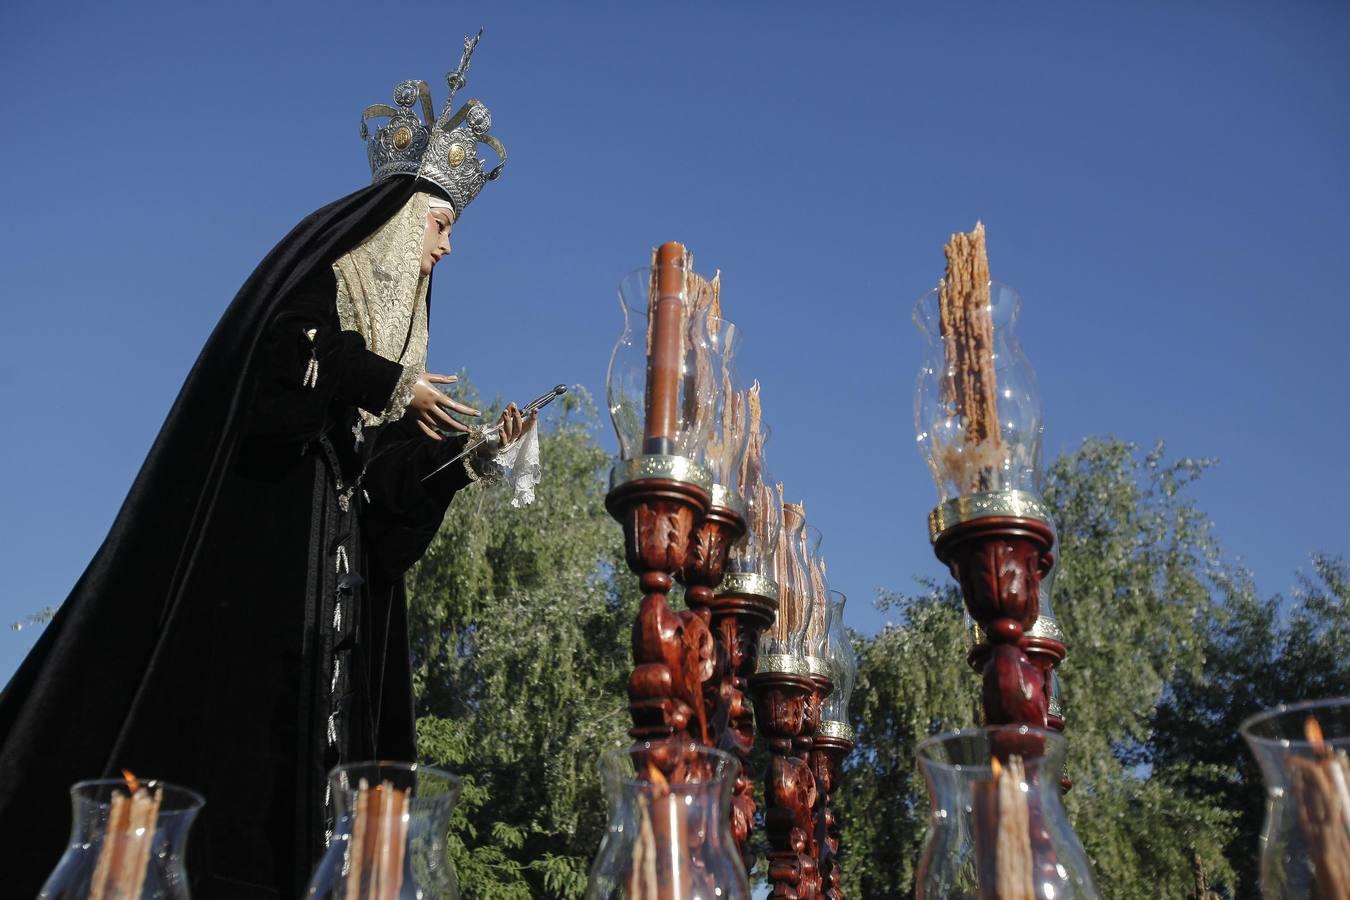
[607,262,718,460]
[913,282,1043,503]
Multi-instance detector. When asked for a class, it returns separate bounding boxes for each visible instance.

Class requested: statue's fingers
[417,418,443,441]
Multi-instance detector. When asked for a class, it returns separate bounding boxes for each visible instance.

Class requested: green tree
[838,583,976,897]
[1149,553,1350,895]
[406,384,636,898]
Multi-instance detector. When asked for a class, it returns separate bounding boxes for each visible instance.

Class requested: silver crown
[360,29,507,216]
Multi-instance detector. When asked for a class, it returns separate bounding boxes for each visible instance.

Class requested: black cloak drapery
[0,175,477,897]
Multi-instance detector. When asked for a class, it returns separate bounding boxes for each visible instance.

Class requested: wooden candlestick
[752,667,821,899]
[609,240,719,757]
[932,503,1055,729]
[608,460,714,750]
[705,572,777,867]
[798,671,832,897]
[813,723,854,900]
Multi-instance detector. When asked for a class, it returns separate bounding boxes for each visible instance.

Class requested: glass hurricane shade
[821,591,855,725]
[1241,698,1350,899]
[304,761,461,900]
[585,743,749,900]
[915,726,1098,899]
[802,524,828,660]
[39,780,204,899]
[913,282,1044,503]
[607,264,719,460]
[727,427,779,579]
[760,499,811,658]
[697,315,747,489]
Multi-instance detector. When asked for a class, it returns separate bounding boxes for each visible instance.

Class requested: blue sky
[0,1,1347,684]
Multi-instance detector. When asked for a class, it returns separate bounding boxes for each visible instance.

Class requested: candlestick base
[700,573,776,871]
[752,669,820,899]
[934,510,1055,728]
[812,726,854,900]
[607,455,714,752]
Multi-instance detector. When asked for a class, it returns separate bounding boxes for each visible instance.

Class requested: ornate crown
[360,29,507,216]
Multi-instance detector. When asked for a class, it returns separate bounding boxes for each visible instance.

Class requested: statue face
[421,206,455,275]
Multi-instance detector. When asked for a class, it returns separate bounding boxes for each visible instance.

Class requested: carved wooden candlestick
[604,240,722,754]
[812,721,854,900]
[678,483,751,857]
[752,663,820,900]
[968,618,1066,725]
[705,569,777,867]
[931,492,1055,729]
[608,458,714,749]
[799,668,832,895]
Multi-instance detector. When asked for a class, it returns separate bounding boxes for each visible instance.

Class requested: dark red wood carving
[752,669,821,899]
[681,500,768,864]
[811,731,853,900]
[681,503,742,609]
[701,579,775,868]
[933,515,1055,728]
[800,675,831,898]
[608,477,714,749]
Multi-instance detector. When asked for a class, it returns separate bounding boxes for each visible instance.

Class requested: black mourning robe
[0,175,476,898]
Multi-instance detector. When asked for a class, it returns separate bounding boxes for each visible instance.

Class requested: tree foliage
[406,384,636,898]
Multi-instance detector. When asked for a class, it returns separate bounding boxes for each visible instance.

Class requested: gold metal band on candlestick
[928,489,1053,542]
[609,454,713,493]
[816,719,856,743]
[709,482,747,519]
[972,613,1066,646]
[805,655,832,679]
[717,572,779,603]
[757,654,812,677]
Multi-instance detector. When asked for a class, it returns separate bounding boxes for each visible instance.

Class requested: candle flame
[1305,715,1328,756]
[121,770,141,793]
[991,756,1004,780]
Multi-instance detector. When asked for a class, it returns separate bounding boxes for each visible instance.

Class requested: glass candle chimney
[1241,698,1350,899]
[820,592,855,726]
[915,726,1098,899]
[305,761,462,900]
[585,743,749,900]
[727,412,779,579]
[913,282,1044,504]
[759,498,810,659]
[39,779,204,900]
[607,254,718,461]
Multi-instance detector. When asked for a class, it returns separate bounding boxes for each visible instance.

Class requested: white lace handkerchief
[493,423,541,508]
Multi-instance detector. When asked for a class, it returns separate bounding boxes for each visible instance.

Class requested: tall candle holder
[798,525,831,899]
[607,242,716,753]
[751,496,822,899]
[709,391,780,865]
[676,307,749,772]
[813,591,855,900]
[913,227,1058,731]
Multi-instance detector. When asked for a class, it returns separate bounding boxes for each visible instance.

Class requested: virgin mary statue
[0,31,527,898]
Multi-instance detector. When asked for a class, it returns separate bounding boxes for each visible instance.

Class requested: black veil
[0,174,445,895]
